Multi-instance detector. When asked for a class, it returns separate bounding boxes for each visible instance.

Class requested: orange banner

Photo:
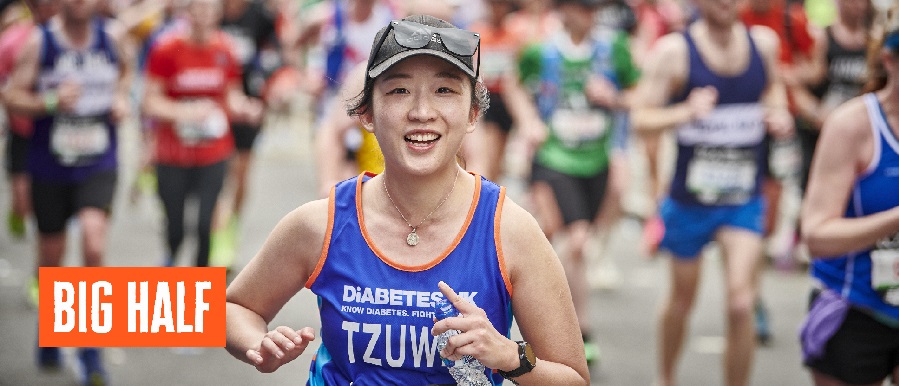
[38,267,226,347]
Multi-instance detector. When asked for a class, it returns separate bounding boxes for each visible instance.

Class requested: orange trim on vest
[305,186,336,289]
[356,172,482,272]
[493,187,513,298]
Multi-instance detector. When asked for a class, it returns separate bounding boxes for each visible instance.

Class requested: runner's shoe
[8,210,26,240]
[37,346,61,371]
[755,299,772,345]
[78,348,107,386]
[28,276,39,308]
[210,216,238,272]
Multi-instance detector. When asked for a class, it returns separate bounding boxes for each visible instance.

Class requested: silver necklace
[383,169,460,246]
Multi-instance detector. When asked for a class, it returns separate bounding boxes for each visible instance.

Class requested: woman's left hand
[431,281,519,372]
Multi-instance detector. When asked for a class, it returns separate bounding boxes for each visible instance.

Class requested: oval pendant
[406,231,419,246]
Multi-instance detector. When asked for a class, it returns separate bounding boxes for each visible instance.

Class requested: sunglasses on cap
[367,19,481,79]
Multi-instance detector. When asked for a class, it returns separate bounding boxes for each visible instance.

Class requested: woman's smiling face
[363,55,478,175]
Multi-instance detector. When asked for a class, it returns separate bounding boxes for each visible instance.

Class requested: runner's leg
[658,256,702,386]
[717,227,764,386]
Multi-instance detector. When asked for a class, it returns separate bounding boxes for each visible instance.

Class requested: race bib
[871,233,899,306]
[50,115,110,166]
[175,101,228,145]
[686,147,757,205]
[551,108,609,148]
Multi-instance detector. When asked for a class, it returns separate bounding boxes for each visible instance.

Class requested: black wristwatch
[497,341,536,384]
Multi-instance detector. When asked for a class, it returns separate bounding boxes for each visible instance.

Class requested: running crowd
[1,0,898,385]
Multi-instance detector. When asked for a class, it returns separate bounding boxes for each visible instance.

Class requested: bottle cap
[433,297,458,321]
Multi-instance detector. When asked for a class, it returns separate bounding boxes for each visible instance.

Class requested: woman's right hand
[246,326,316,373]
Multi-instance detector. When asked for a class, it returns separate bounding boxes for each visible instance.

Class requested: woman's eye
[387,88,409,94]
[437,87,456,94]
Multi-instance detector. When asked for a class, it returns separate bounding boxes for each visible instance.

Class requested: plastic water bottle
[433,298,492,386]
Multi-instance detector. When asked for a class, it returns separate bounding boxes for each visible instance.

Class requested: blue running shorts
[658,196,766,258]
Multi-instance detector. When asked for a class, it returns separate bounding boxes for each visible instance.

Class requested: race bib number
[686,147,757,205]
[551,108,609,148]
[50,115,110,166]
[175,101,228,145]
[871,233,899,306]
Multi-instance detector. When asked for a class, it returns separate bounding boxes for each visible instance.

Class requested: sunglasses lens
[438,29,479,56]
[392,21,433,49]
[393,21,479,57]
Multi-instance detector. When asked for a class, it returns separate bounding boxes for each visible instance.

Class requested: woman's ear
[359,111,375,133]
[466,106,481,133]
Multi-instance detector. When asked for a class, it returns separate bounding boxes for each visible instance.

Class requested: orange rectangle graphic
[38,267,226,347]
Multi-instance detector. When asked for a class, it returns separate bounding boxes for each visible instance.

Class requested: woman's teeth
[405,133,440,143]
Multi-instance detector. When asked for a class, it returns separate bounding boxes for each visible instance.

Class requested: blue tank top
[669,28,768,206]
[306,173,513,386]
[29,18,119,183]
[811,93,899,322]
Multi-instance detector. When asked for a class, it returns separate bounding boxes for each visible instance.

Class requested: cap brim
[367,49,476,79]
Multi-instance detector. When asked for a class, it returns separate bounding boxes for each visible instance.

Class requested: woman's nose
[407,93,437,122]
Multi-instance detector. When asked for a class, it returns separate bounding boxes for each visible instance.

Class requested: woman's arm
[498,198,591,385]
[225,197,330,372]
[801,96,899,257]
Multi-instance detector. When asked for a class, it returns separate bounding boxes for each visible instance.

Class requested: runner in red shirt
[142,0,262,268]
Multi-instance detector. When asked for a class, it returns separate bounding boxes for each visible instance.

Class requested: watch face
[523,342,536,366]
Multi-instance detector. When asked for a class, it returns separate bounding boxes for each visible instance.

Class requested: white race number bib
[871,233,899,306]
[551,108,609,148]
[175,100,228,145]
[50,115,110,166]
[686,147,757,205]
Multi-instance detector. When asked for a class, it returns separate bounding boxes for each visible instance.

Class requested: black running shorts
[31,170,117,234]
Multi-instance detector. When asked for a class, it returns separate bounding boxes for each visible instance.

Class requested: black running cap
[367,15,476,79]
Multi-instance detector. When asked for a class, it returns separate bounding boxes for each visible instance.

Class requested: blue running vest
[811,93,899,322]
[306,173,513,385]
[29,18,119,183]
[669,29,768,206]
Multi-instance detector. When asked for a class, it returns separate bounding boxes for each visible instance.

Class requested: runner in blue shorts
[630,0,794,383]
